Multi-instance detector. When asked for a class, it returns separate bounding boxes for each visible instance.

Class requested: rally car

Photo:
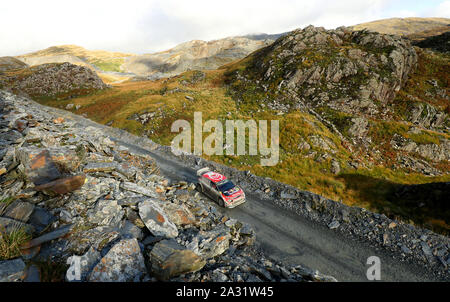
[196,167,246,208]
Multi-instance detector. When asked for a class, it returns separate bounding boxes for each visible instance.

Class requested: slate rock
[3,201,35,223]
[187,226,231,259]
[21,224,73,249]
[34,174,86,195]
[83,162,117,173]
[149,239,206,281]
[88,238,146,282]
[161,202,196,227]
[87,199,124,227]
[24,264,41,282]
[119,220,144,240]
[0,258,26,282]
[28,207,56,234]
[138,199,178,238]
[121,182,158,198]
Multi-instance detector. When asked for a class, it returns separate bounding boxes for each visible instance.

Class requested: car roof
[202,171,227,183]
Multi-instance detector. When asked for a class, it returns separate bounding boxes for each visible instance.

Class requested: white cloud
[426,0,450,17]
[0,0,446,56]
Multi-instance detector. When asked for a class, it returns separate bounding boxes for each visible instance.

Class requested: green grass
[0,227,31,260]
[89,58,125,73]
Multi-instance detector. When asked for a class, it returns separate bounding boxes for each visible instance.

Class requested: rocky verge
[0,90,335,282]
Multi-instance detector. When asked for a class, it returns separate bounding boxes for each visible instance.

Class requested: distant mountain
[14,37,282,81]
[122,36,277,78]
[15,45,136,83]
[350,17,449,36]
[17,45,134,71]
[11,17,450,82]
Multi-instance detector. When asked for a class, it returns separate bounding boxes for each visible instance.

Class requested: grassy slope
[35,50,450,234]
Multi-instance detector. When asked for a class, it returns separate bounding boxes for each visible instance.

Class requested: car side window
[211,182,217,190]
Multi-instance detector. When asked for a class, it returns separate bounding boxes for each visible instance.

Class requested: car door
[210,182,220,200]
[203,180,216,199]
[200,177,210,194]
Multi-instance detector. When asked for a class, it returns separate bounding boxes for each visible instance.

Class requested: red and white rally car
[196,167,246,208]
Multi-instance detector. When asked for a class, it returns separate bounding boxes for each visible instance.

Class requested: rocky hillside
[0,90,337,282]
[226,26,449,170]
[0,62,108,99]
[122,37,275,79]
[350,17,450,36]
[227,25,418,115]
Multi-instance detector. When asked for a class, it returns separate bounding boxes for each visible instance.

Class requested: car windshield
[217,180,235,192]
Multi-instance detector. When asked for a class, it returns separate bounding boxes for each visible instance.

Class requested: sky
[0,0,449,56]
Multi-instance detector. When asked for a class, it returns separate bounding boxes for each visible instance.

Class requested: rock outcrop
[0,62,108,98]
[228,25,418,116]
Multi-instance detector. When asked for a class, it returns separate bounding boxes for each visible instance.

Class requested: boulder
[149,239,206,281]
[160,202,196,227]
[187,226,232,259]
[138,199,178,238]
[88,238,147,282]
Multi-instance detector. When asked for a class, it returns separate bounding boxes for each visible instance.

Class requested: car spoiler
[196,167,211,176]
